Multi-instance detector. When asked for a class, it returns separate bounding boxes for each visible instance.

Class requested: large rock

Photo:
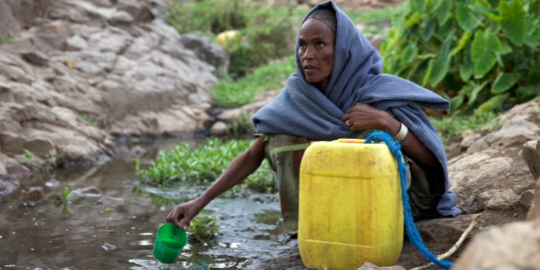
[0,0,224,174]
[181,34,229,72]
[452,220,540,270]
[467,118,540,153]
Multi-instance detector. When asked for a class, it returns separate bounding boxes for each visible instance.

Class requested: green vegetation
[134,139,275,193]
[430,111,502,147]
[345,4,407,24]
[0,33,14,46]
[189,215,219,243]
[60,187,73,217]
[382,0,540,116]
[168,0,296,77]
[79,113,97,126]
[211,56,295,108]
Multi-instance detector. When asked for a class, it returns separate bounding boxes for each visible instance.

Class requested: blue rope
[364,131,453,269]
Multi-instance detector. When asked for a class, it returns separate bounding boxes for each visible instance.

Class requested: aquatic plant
[189,215,219,243]
[135,139,276,194]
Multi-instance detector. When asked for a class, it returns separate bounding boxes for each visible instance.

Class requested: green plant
[211,55,295,108]
[105,206,115,213]
[79,113,97,126]
[430,111,502,146]
[189,215,219,243]
[344,3,408,24]
[0,33,14,46]
[168,0,248,35]
[135,139,276,193]
[23,149,34,164]
[382,0,540,115]
[60,187,73,217]
[62,187,73,203]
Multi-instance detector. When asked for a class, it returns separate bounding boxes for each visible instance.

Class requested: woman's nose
[302,46,314,60]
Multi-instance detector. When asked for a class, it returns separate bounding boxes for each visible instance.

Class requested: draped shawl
[252,1,461,217]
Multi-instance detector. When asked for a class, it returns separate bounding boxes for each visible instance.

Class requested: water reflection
[0,139,291,269]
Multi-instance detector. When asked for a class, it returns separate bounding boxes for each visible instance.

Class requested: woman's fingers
[166,206,185,229]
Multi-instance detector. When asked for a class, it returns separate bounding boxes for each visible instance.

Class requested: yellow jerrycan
[298,139,403,270]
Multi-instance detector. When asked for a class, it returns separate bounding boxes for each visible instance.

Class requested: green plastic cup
[153,223,188,264]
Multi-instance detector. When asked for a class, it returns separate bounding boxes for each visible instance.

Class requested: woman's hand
[166,199,204,230]
[342,104,395,132]
[342,103,438,167]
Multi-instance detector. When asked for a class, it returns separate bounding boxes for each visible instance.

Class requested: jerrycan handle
[335,139,365,144]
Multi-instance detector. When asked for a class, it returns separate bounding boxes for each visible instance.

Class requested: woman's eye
[299,44,307,49]
[317,42,324,48]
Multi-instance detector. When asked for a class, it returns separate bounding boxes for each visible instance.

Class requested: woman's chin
[304,76,320,84]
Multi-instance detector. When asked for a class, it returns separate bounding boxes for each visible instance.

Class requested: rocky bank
[0,0,228,195]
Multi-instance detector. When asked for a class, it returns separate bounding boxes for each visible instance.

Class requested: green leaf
[429,57,451,86]
[477,94,509,113]
[401,43,418,64]
[456,2,476,31]
[438,20,454,37]
[450,92,465,112]
[421,20,437,41]
[411,0,427,13]
[497,40,513,54]
[527,69,540,85]
[435,0,452,25]
[499,0,527,46]
[422,59,434,87]
[516,85,539,97]
[471,29,500,77]
[526,24,540,46]
[440,31,456,58]
[468,81,489,105]
[460,44,474,82]
[407,12,421,27]
[450,31,473,57]
[491,72,520,94]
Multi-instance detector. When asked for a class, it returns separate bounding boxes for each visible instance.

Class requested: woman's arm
[342,104,438,167]
[166,137,266,229]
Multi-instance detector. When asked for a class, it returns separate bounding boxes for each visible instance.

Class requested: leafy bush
[382,0,540,115]
[135,139,276,193]
[211,55,295,108]
[168,0,296,77]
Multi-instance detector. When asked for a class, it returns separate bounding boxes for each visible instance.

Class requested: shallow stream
[0,139,293,269]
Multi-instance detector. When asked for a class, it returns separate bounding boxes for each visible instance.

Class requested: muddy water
[0,140,293,269]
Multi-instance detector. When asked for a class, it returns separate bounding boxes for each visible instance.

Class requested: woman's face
[298,18,336,91]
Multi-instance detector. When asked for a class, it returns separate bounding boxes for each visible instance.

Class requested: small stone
[102,242,116,251]
[21,51,49,66]
[20,187,45,201]
[210,121,227,136]
[66,35,87,51]
[96,195,124,206]
[520,189,535,208]
[45,179,60,188]
[73,187,103,197]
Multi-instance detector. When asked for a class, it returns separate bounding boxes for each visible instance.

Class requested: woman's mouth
[303,65,318,73]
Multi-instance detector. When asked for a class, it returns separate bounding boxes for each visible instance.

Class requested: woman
[166,1,461,231]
